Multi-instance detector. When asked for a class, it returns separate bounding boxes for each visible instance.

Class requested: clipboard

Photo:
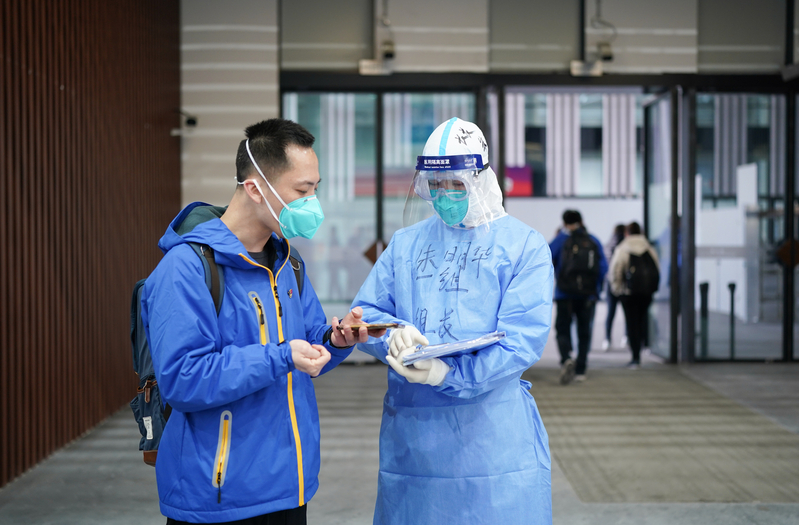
[402,331,506,366]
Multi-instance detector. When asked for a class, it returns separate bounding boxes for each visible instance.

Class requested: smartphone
[336,323,402,331]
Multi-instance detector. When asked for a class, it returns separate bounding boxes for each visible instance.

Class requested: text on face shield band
[416,154,484,171]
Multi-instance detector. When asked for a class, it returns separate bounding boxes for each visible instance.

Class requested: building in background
[3,0,798,489]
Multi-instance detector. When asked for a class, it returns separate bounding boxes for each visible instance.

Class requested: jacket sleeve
[142,246,294,413]
[298,274,354,375]
[351,236,404,364]
[608,244,628,296]
[548,233,563,273]
[434,232,554,399]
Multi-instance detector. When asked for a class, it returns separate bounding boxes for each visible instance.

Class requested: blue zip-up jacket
[141,202,351,523]
[549,227,608,300]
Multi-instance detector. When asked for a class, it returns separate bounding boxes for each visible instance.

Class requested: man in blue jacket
[549,210,607,384]
[141,119,379,524]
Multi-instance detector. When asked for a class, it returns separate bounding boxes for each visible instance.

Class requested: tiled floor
[1,321,798,524]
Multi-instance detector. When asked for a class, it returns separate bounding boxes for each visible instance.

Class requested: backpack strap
[188,243,225,315]
[130,279,148,374]
[288,245,305,297]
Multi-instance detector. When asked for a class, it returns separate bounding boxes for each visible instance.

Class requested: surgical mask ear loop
[238,179,286,230]
[244,139,289,229]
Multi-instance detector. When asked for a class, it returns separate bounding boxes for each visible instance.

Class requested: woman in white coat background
[608,222,660,369]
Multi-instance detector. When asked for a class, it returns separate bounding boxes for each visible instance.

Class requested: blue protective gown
[353,214,554,525]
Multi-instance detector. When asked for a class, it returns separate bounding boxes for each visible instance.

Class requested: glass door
[643,92,676,361]
[282,93,378,319]
[692,93,784,360]
[282,91,475,317]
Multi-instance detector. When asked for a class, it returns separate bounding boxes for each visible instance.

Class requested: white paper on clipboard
[402,331,506,366]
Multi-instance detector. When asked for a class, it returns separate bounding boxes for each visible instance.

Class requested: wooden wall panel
[1,0,181,487]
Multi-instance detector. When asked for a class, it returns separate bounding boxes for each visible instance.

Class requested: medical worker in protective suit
[351,118,554,524]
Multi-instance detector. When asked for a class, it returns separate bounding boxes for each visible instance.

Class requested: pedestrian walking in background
[608,222,660,369]
[549,210,607,384]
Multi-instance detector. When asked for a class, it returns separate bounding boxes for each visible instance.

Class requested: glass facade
[283,92,475,317]
[644,96,672,360]
[525,94,547,197]
[579,94,604,196]
[502,90,644,198]
[282,86,797,363]
[283,93,378,315]
[693,93,785,360]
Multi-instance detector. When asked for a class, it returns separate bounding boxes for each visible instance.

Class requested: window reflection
[282,93,377,305]
[502,89,644,198]
[693,92,786,360]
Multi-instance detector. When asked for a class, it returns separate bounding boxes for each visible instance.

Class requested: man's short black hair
[562,209,582,226]
[627,221,642,235]
[235,119,315,183]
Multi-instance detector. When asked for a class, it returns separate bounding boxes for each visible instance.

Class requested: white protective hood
[404,118,506,230]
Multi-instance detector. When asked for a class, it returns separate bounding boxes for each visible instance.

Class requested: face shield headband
[413,154,488,202]
[415,153,484,172]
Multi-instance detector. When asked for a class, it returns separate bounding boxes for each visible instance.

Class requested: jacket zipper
[273,283,283,317]
[239,248,303,506]
[248,292,268,345]
[212,410,232,503]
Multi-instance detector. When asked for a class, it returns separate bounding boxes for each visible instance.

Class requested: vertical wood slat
[1,0,181,488]
[22,0,33,474]
[1,0,10,488]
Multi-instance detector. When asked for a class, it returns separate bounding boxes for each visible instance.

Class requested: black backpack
[625,251,659,295]
[130,243,304,467]
[557,229,601,296]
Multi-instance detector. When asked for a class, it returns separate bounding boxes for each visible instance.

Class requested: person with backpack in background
[549,210,607,384]
[601,224,627,351]
[140,119,382,525]
[608,221,660,369]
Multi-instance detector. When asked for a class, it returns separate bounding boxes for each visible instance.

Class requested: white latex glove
[387,326,429,358]
[386,348,450,386]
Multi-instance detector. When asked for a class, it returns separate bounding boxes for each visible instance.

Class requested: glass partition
[282,93,377,318]
[282,87,796,363]
[693,93,784,360]
[794,94,799,360]
[282,92,475,318]
[502,89,644,198]
[645,95,673,360]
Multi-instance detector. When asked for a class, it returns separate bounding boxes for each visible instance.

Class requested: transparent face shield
[403,154,495,230]
[413,170,474,202]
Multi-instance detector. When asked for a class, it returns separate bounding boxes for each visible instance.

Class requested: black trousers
[555,298,596,375]
[620,294,653,363]
[604,291,622,341]
[167,505,306,525]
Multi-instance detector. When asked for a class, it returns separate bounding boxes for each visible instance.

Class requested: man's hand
[329,306,387,347]
[290,340,331,377]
